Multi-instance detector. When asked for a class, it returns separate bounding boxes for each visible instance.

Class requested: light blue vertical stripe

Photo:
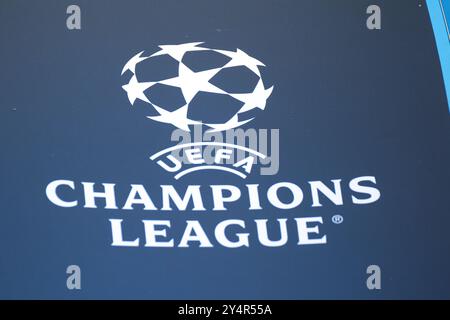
[427,0,450,112]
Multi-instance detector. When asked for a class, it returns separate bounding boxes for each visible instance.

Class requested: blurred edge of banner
[427,0,450,112]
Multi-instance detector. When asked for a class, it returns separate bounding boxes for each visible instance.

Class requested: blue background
[0,0,450,299]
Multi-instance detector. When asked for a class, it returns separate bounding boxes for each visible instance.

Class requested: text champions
[45,176,381,248]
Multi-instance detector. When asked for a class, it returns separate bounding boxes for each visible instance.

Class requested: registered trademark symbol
[332,214,343,224]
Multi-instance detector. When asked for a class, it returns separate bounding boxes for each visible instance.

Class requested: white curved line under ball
[150,142,267,160]
[174,165,247,180]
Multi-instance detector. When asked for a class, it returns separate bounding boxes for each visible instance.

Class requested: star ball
[121,42,274,132]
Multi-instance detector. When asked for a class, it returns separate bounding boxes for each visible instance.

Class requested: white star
[214,48,265,76]
[205,114,254,133]
[122,75,155,105]
[159,62,226,104]
[147,104,200,131]
[121,51,149,75]
[231,79,274,113]
[150,42,208,62]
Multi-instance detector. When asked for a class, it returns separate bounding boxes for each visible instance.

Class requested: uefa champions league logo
[44,42,382,251]
[121,42,276,179]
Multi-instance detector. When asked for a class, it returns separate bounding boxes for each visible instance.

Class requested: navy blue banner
[0,0,449,299]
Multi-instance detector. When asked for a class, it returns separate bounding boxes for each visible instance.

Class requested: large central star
[159,62,227,104]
